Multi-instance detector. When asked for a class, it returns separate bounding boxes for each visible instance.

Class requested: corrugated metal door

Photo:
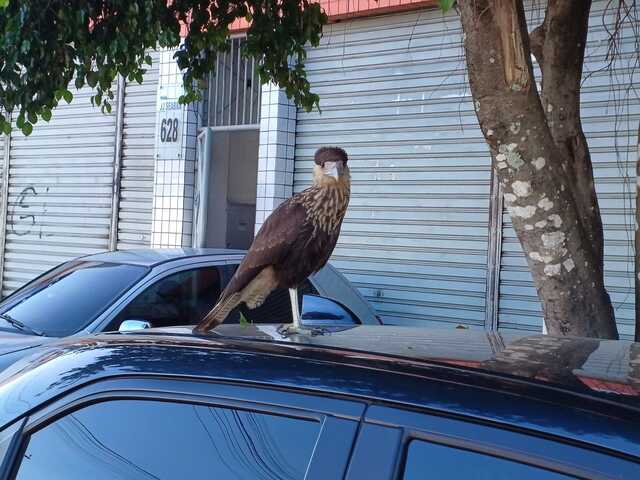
[1,87,117,296]
[498,1,639,339]
[296,10,492,328]
[116,50,160,249]
[0,133,5,260]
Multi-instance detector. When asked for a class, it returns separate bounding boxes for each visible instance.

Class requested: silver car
[0,248,380,370]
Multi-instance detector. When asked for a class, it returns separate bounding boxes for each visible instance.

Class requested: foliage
[0,0,327,135]
[437,0,455,12]
[239,311,251,327]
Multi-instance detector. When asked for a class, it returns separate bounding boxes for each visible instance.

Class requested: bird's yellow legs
[289,288,301,330]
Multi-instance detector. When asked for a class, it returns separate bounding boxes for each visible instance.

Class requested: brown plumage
[195,146,351,332]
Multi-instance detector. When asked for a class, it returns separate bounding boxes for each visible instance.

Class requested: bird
[194,146,351,333]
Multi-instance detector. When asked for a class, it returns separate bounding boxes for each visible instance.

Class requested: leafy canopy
[0,0,327,135]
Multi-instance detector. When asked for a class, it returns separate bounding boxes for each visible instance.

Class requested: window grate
[206,37,261,127]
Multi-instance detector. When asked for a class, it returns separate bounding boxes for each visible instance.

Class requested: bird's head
[313,147,350,188]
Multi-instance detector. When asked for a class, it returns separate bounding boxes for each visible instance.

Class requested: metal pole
[249,57,255,124]
[213,54,220,127]
[207,67,213,127]
[227,41,233,126]
[242,50,248,125]
[0,118,11,296]
[256,68,262,123]
[485,162,503,331]
[108,75,126,251]
[235,38,241,125]
[221,47,227,126]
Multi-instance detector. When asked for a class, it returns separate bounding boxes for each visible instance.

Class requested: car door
[0,378,363,480]
[345,405,640,479]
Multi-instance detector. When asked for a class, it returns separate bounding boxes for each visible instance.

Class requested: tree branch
[538,0,604,270]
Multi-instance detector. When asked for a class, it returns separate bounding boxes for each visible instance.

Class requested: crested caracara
[195,146,351,332]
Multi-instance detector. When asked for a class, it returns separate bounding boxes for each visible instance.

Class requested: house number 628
[160,118,179,143]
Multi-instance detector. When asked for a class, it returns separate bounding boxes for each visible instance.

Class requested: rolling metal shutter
[0,133,5,265]
[1,87,117,296]
[498,1,639,339]
[116,50,159,249]
[296,10,492,328]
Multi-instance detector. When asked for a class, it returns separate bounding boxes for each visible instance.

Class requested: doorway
[194,128,259,250]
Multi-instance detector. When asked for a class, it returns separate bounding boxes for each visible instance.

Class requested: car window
[227,282,315,325]
[0,261,148,337]
[228,287,298,324]
[0,423,18,472]
[224,263,317,324]
[109,267,223,330]
[403,439,575,480]
[13,399,320,480]
[299,278,318,296]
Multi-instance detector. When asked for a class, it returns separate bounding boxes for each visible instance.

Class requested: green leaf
[86,71,98,88]
[62,90,73,104]
[0,0,9,8]
[22,122,33,136]
[239,311,251,327]
[1,122,10,136]
[42,109,52,122]
[101,102,112,114]
[438,0,455,12]
[27,111,37,124]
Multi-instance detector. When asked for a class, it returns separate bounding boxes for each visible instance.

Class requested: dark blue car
[0,325,638,479]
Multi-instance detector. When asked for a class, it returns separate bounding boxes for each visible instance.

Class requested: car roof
[78,248,246,267]
[2,325,639,408]
[177,324,640,404]
[1,325,639,458]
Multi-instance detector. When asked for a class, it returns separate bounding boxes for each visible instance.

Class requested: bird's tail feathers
[194,293,241,333]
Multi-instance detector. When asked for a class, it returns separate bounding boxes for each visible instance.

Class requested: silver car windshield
[0,261,148,337]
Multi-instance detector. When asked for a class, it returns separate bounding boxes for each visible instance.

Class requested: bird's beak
[323,161,341,179]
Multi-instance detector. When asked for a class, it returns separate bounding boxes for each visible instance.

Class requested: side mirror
[301,295,360,326]
[119,319,152,332]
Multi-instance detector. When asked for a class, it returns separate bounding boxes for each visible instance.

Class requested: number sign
[155,89,184,159]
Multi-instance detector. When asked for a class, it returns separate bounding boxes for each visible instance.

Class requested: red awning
[180,0,436,34]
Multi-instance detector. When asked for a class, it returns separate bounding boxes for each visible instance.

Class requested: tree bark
[458,0,618,339]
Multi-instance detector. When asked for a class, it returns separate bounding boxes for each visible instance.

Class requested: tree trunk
[458,0,618,339]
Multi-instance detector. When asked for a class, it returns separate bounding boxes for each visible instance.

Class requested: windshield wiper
[0,313,45,336]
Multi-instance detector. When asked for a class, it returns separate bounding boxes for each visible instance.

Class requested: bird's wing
[222,198,307,297]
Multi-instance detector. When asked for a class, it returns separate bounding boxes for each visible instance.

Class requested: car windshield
[0,261,148,337]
